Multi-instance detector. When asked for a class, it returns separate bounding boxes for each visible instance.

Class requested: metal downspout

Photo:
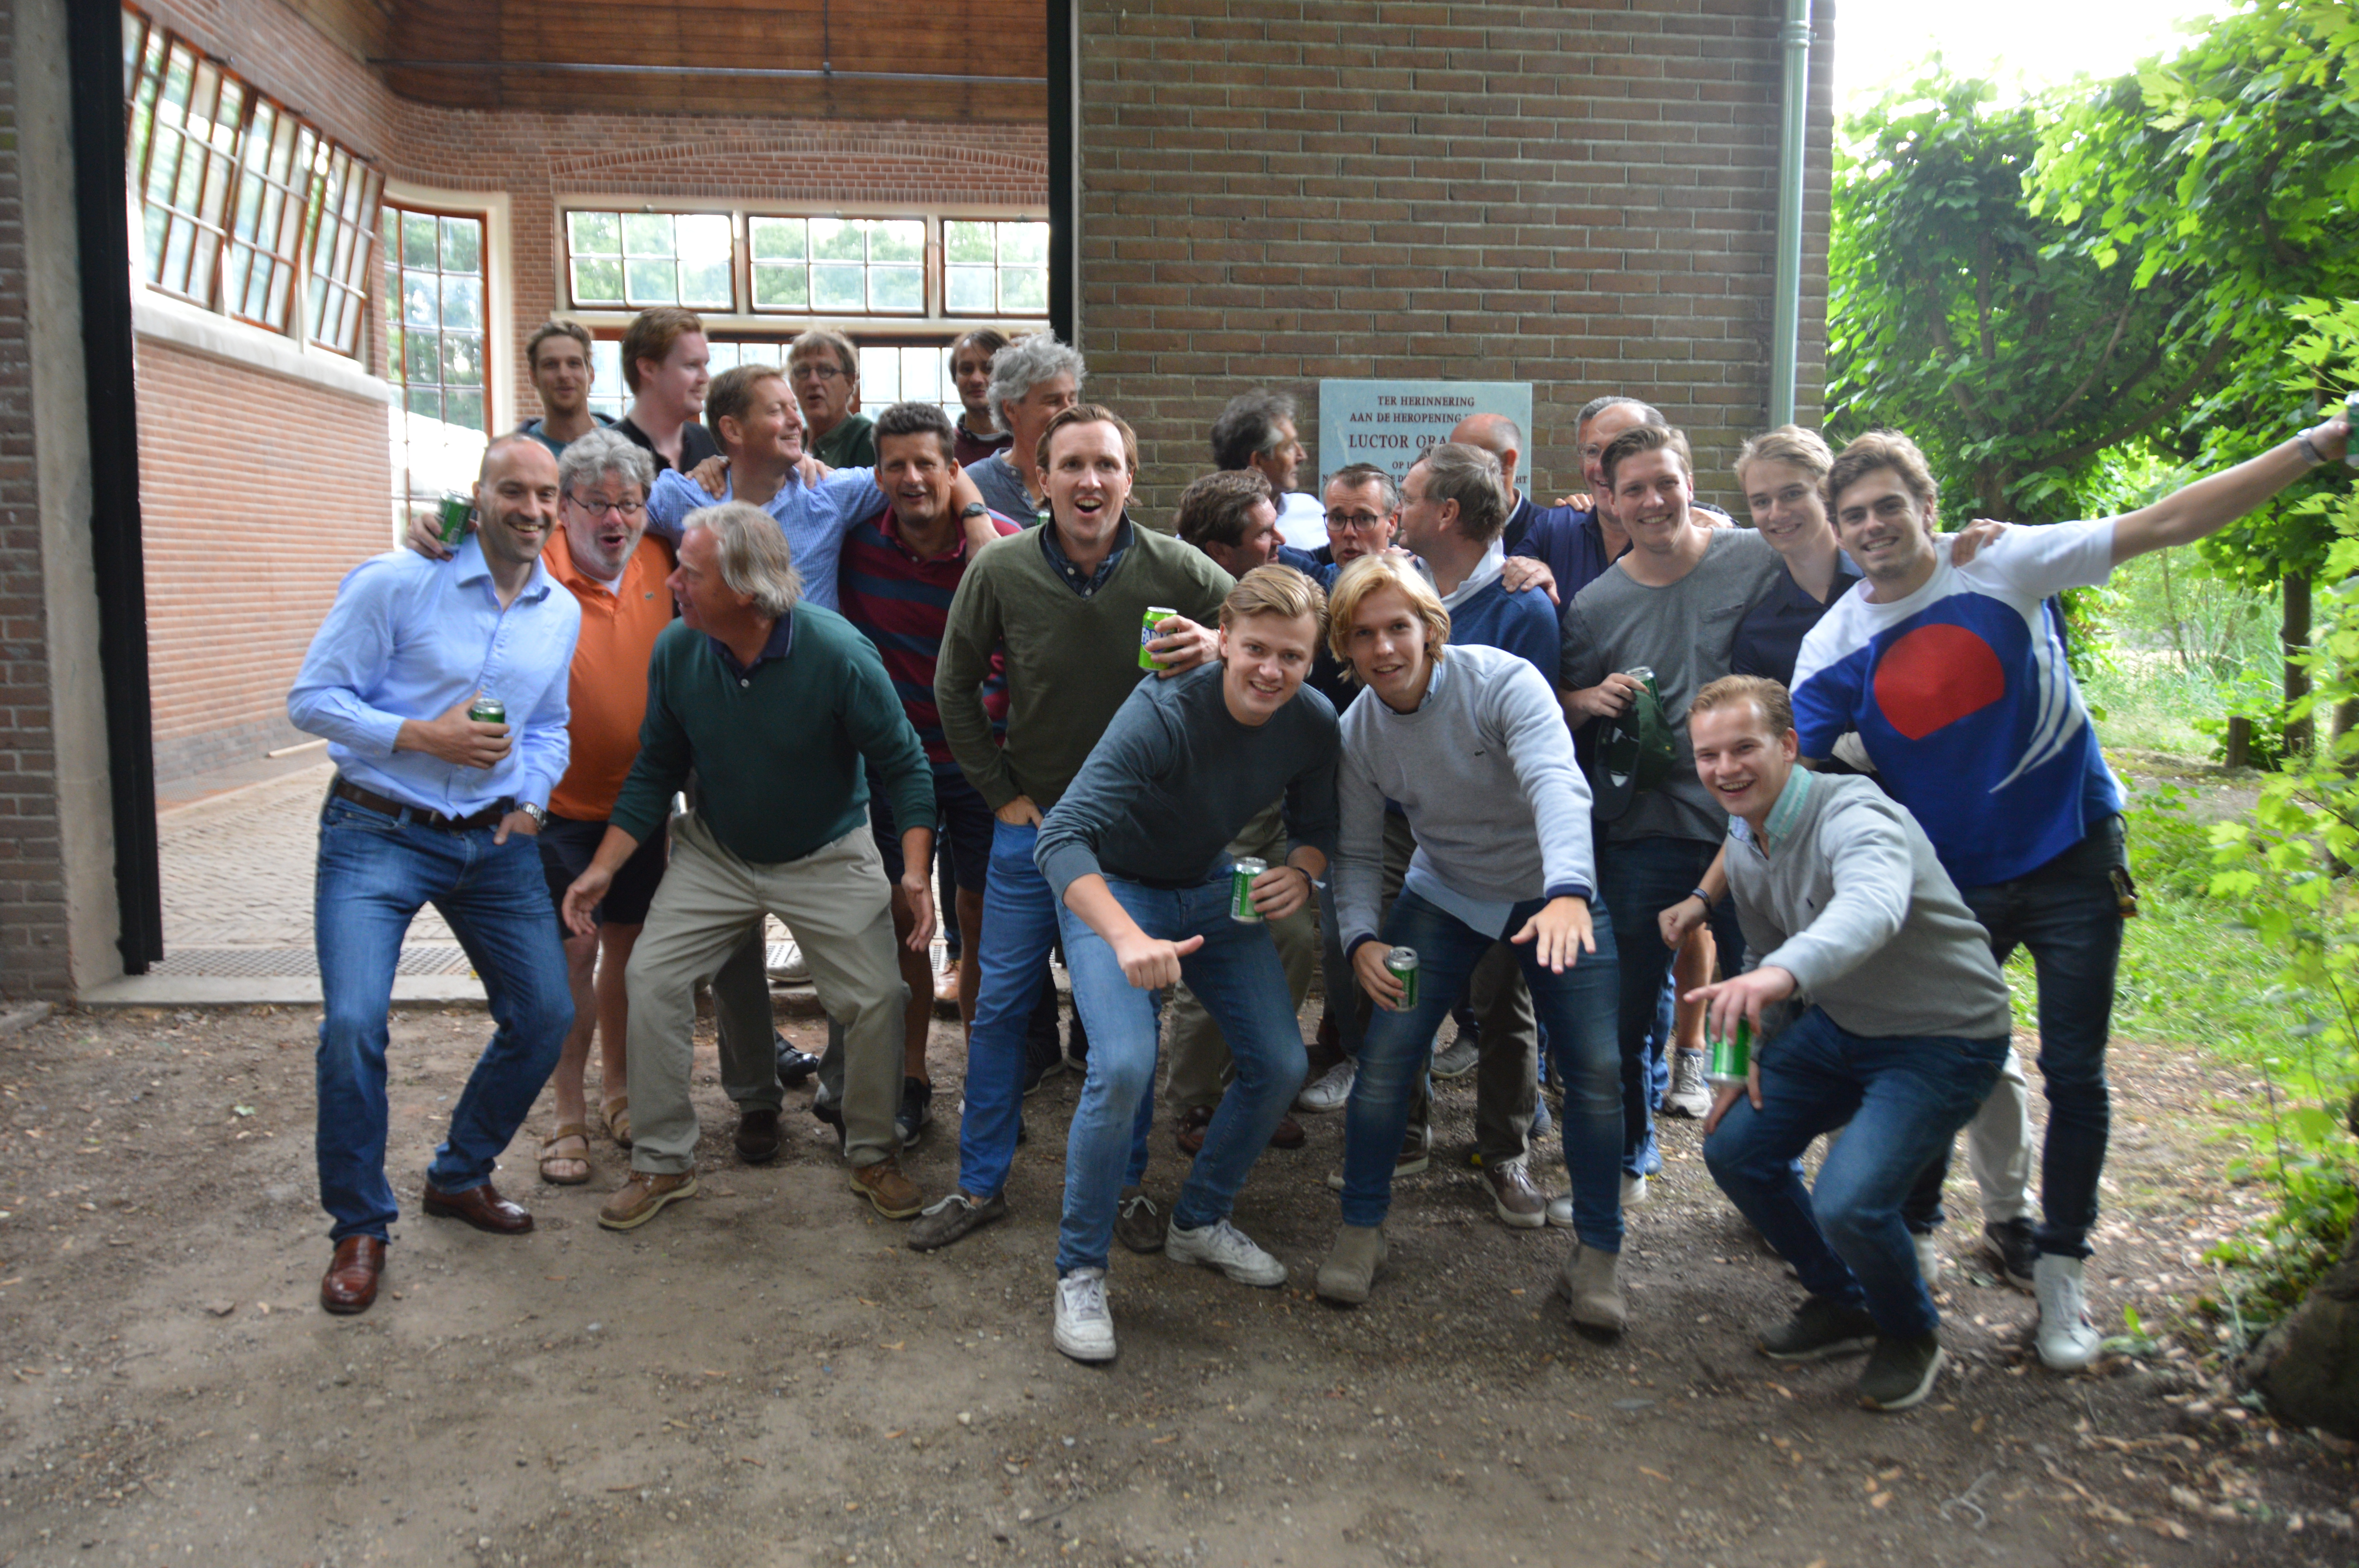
[1769,0,1813,428]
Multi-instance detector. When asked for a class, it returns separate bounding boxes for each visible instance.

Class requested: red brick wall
[1076,0,1836,519]
[133,340,392,783]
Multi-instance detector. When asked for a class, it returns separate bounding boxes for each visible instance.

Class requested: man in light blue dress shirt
[288,435,583,1316]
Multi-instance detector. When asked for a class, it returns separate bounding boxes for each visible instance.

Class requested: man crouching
[1679,676,2012,1412]
[563,501,936,1228]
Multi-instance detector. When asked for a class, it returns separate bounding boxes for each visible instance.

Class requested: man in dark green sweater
[561,501,938,1229]
[913,405,1235,1252]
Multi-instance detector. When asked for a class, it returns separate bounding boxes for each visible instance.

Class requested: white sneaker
[766,939,811,985]
[1052,1268,1116,1362]
[1913,1230,1944,1290]
[1621,1173,1650,1207]
[1296,1058,1356,1113]
[1431,1033,1479,1080]
[2032,1254,2101,1371]
[1546,1195,1575,1229]
[1166,1218,1288,1287]
[1661,1050,1712,1118]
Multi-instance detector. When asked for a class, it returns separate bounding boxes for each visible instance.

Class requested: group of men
[291,303,2353,1412]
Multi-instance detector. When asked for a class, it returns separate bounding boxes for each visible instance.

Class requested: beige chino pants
[625,813,907,1173]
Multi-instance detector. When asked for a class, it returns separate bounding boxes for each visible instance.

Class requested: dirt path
[0,1005,2349,1567]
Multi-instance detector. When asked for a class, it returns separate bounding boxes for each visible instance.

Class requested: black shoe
[1983,1217,2037,1292]
[734,1106,782,1164]
[1858,1334,1945,1412]
[775,1032,820,1088]
[1759,1296,1880,1362]
[896,1077,934,1149]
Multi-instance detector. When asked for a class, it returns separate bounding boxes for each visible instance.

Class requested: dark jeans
[1705,1007,2009,1339]
[1909,815,2125,1259]
[1594,833,1746,1177]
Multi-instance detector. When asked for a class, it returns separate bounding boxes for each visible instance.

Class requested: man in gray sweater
[1685,675,2013,1413]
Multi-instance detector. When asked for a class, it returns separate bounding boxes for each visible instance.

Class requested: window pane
[897,346,943,402]
[404,328,440,384]
[999,222,1050,266]
[445,390,485,432]
[871,221,923,265]
[860,346,900,403]
[406,387,442,420]
[811,218,864,263]
[812,264,865,311]
[440,216,480,273]
[625,258,676,305]
[402,272,438,327]
[622,212,672,256]
[441,332,483,388]
[572,256,623,306]
[1002,268,1048,312]
[750,216,805,261]
[440,274,482,332]
[870,265,922,313]
[752,265,807,310]
[945,220,995,265]
[569,211,619,256]
[402,211,438,268]
[945,265,993,312]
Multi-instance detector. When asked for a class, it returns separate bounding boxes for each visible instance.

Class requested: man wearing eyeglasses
[531,429,674,1181]
[1314,462,1401,572]
[789,328,876,469]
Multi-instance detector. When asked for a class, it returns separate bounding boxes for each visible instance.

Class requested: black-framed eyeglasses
[1327,512,1390,532]
[563,492,645,519]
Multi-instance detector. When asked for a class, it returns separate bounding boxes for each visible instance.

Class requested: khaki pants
[625,813,907,1172]
[1163,802,1318,1118]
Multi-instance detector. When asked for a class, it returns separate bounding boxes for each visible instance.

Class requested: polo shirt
[543,528,678,821]
[612,414,719,475]
[1730,555,1864,687]
[954,419,1013,467]
[518,412,615,459]
[837,505,1021,770]
[811,413,878,469]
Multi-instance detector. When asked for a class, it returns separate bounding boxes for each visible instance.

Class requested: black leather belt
[330,777,512,832]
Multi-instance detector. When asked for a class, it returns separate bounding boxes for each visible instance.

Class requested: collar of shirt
[454,531,559,609]
[1436,540,1508,611]
[1731,765,1814,857]
[1503,493,1535,552]
[1039,514,1134,597]
[705,612,795,681]
[881,507,968,563]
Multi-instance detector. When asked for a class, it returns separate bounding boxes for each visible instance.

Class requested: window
[382,205,490,521]
[120,7,383,355]
[944,220,1049,316]
[566,211,734,311]
[558,208,1047,321]
[582,339,960,428]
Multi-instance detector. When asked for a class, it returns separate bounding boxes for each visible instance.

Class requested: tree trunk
[2243,1091,2359,1438]
[2283,573,2313,761]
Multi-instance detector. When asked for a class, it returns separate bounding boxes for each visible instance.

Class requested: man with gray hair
[789,328,876,468]
[563,500,940,1232]
[530,428,671,1184]
[1212,388,1326,550]
[968,333,1085,523]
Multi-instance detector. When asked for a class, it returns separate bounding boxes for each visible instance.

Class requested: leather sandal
[538,1122,592,1185]
[600,1095,632,1149]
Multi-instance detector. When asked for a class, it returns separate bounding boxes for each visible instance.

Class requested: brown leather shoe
[320,1236,385,1315]
[849,1156,924,1219]
[1269,1113,1306,1150]
[421,1178,534,1235]
[1174,1104,1214,1155]
[734,1106,782,1164]
[599,1169,698,1230]
[1483,1158,1548,1230]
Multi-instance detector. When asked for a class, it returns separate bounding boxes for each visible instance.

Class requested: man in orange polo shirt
[533,428,676,1182]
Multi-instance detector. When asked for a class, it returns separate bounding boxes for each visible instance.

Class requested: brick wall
[0,0,75,994]
[1076,0,1835,520]
[133,339,390,782]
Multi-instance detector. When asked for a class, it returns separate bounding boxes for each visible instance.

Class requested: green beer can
[438,492,473,546]
[468,695,506,726]
[1385,946,1420,1009]
[1229,857,1268,923]
[1139,606,1178,671]
[1706,1016,1752,1086]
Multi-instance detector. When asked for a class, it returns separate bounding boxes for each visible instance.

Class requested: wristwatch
[961,501,990,519]
[518,802,547,828]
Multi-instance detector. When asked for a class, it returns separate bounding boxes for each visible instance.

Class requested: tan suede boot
[1562,1241,1626,1333]
[1314,1224,1388,1305]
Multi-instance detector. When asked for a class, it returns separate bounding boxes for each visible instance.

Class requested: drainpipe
[1768,0,1813,429]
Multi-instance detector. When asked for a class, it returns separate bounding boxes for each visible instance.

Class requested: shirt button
[740,679,749,688]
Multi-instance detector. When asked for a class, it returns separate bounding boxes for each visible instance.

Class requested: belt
[330,777,512,833]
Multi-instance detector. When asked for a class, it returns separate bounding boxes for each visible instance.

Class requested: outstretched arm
[2111,408,2352,565]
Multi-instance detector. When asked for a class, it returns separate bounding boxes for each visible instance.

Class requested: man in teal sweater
[561,501,939,1229]
[915,404,1235,1252]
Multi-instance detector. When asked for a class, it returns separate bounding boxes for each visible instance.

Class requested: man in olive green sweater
[562,502,938,1230]
[914,405,1235,1252]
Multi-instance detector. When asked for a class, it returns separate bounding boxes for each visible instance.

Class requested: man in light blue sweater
[1312,556,1626,1331]
[1683,675,2013,1414]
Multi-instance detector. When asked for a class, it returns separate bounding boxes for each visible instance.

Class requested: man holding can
[289,434,582,1315]
[1684,675,2014,1412]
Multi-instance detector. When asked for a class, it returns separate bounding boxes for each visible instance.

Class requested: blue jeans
[1341,889,1624,1251]
[1705,1007,2008,1339]
[956,819,1146,1200]
[313,796,572,1242]
[1594,833,1745,1177]
[1055,871,1307,1274]
[1953,816,2125,1260]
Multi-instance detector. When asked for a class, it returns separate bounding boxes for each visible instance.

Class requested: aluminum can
[1229,857,1268,922]
[1706,1016,1752,1087]
[1140,606,1178,671]
[1385,946,1420,1010]
[467,695,506,726]
[438,493,473,546]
